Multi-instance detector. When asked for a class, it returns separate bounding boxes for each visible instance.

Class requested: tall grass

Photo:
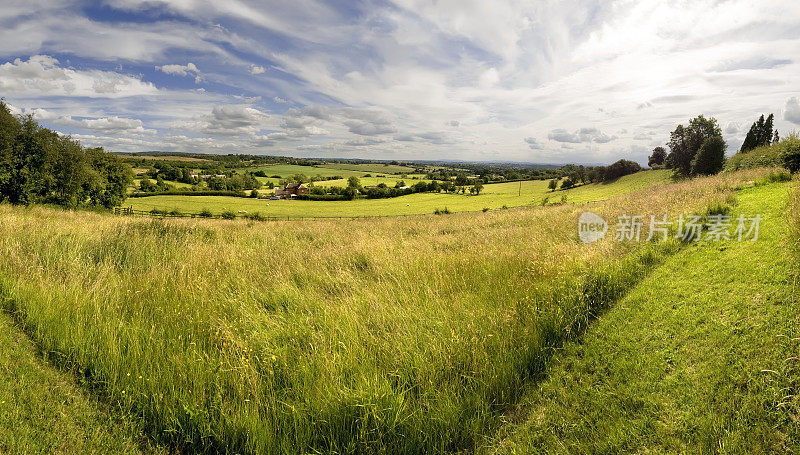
[0,169,775,453]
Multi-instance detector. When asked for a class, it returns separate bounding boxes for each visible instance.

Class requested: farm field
[124,169,672,217]
[0,168,779,453]
[315,162,416,174]
[237,163,369,179]
[312,175,430,188]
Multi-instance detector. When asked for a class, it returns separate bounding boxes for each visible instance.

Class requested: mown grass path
[0,313,157,454]
[487,181,799,453]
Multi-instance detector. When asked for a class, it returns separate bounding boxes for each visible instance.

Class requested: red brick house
[274,182,308,199]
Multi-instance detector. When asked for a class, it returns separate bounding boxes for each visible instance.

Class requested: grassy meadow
[125,170,672,218]
[0,168,774,453]
[487,175,800,453]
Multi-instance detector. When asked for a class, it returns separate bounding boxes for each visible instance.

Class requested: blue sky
[2,0,800,164]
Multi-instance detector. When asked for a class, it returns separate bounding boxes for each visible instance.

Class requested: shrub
[783,136,800,173]
[221,210,237,220]
[149,208,168,216]
[246,212,267,221]
[434,207,451,215]
[169,208,183,217]
[482,207,490,212]
[199,208,213,218]
[755,169,792,185]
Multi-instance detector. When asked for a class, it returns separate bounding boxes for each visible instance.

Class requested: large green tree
[691,136,726,175]
[0,101,133,208]
[665,115,725,176]
[648,146,666,167]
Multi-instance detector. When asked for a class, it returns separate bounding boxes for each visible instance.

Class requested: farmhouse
[274,182,308,199]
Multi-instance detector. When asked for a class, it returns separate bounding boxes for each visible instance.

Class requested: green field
[0,168,782,453]
[125,170,672,217]
[239,163,369,179]
[315,162,416,174]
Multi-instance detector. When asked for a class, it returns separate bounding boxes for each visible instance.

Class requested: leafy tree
[648,146,666,167]
[560,177,576,189]
[548,179,558,191]
[473,181,484,195]
[690,136,726,175]
[347,176,361,189]
[139,178,158,192]
[666,115,723,176]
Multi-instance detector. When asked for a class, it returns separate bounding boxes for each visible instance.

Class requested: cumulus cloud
[524,137,542,149]
[287,104,331,120]
[156,62,203,83]
[60,116,156,135]
[548,128,617,144]
[156,62,198,76]
[785,97,800,125]
[341,108,396,136]
[725,122,740,134]
[175,105,272,136]
[0,55,157,98]
[250,65,266,75]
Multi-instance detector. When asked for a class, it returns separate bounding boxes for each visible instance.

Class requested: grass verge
[485,178,798,453]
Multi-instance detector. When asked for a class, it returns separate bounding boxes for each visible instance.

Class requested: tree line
[0,101,132,208]
[648,112,793,178]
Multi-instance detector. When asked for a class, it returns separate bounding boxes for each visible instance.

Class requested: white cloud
[60,116,156,135]
[725,122,741,134]
[156,62,198,77]
[174,105,273,136]
[3,0,800,162]
[548,128,617,144]
[0,55,157,98]
[785,97,800,125]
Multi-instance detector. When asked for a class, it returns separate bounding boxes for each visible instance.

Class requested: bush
[169,208,183,216]
[756,169,792,185]
[221,210,237,220]
[434,207,451,215]
[783,136,800,173]
[149,208,168,216]
[482,207,490,212]
[246,212,267,221]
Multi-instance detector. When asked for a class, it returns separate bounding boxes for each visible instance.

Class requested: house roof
[285,182,306,189]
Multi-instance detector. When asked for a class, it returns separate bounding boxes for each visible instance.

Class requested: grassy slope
[0,169,758,453]
[124,170,671,217]
[487,179,799,453]
[0,313,156,454]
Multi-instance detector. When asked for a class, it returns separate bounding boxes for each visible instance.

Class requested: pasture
[0,168,772,453]
[124,170,672,217]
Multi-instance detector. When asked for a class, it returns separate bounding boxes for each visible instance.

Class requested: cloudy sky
[2,0,800,164]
